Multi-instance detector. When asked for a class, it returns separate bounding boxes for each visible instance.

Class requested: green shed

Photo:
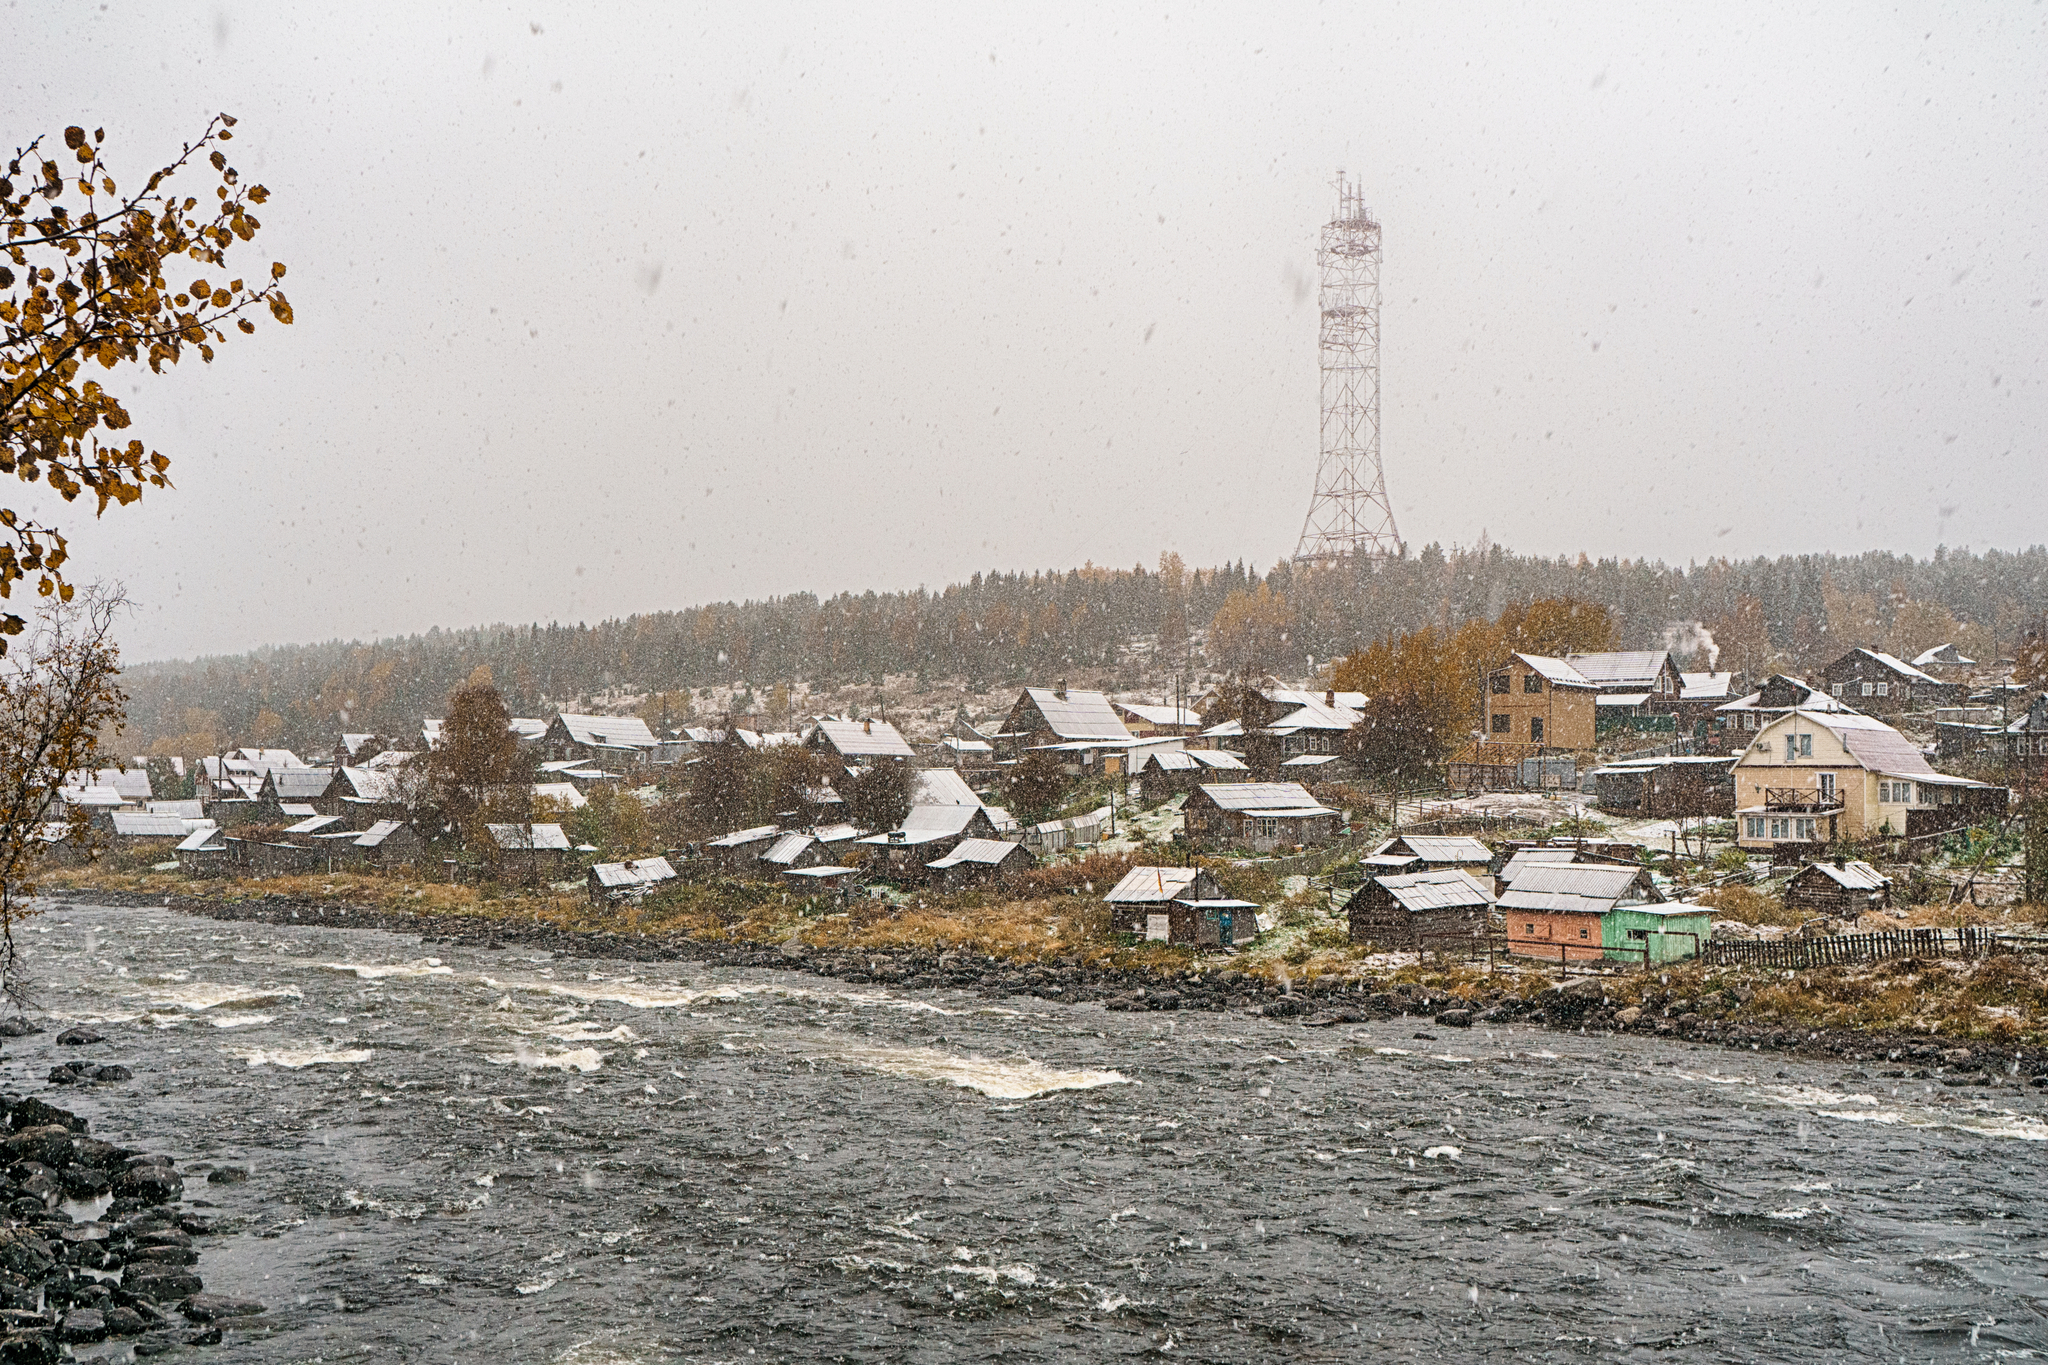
[1603,903,1711,963]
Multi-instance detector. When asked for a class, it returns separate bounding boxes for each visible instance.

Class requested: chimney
[1056,680,1067,700]
[1325,690,1335,707]
[863,719,872,734]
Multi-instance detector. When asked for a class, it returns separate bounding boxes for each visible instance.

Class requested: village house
[540,713,660,768]
[806,716,918,764]
[1566,650,1686,730]
[1133,748,1249,802]
[1181,782,1338,852]
[1981,695,2048,791]
[704,824,781,871]
[1114,702,1203,738]
[258,767,338,809]
[350,819,425,869]
[1589,755,1737,818]
[1733,709,2000,855]
[1783,858,1891,919]
[1820,648,1966,714]
[1482,654,1598,753]
[993,685,1135,771]
[1712,673,1852,742]
[1501,863,1664,963]
[1910,643,1977,678]
[1101,865,1255,947]
[1603,904,1711,963]
[924,838,1035,891]
[857,805,1001,877]
[1344,869,1495,951]
[1494,843,1639,896]
[1021,805,1111,855]
[587,856,677,905]
[486,822,573,878]
[1361,834,1494,878]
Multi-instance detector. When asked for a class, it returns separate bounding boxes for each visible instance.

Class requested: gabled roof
[1499,847,1583,884]
[110,811,193,837]
[264,768,336,799]
[760,832,817,866]
[1369,869,1496,913]
[283,814,347,836]
[1836,647,1943,685]
[234,748,306,771]
[810,717,917,759]
[1911,644,1976,668]
[509,718,549,741]
[858,805,991,846]
[553,713,659,750]
[1509,654,1594,688]
[1261,691,1363,732]
[62,786,128,808]
[1195,781,1323,813]
[363,750,417,771]
[1140,749,1250,774]
[487,822,570,851]
[1498,863,1659,914]
[176,827,225,852]
[1717,675,1851,714]
[1103,866,1202,904]
[590,857,676,888]
[1015,687,1133,742]
[1771,709,1938,778]
[1678,672,1734,701]
[1115,702,1202,727]
[910,768,982,807]
[1373,835,1492,864]
[336,766,400,802]
[531,782,589,810]
[1796,859,1888,891]
[707,824,780,849]
[925,838,1026,870]
[145,800,205,820]
[90,769,154,801]
[1564,651,1674,689]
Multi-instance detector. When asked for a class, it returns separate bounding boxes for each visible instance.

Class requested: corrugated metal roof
[1679,672,1734,700]
[591,857,676,888]
[176,827,224,852]
[284,814,346,835]
[555,713,658,749]
[354,820,409,848]
[1564,651,1671,688]
[266,768,335,799]
[1197,781,1321,812]
[760,832,816,865]
[1372,869,1496,913]
[1190,750,1247,770]
[1499,848,1582,883]
[1241,806,1338,818]
[1513,654,1593,688]
[146,800,205,819]
[1375,835,1492,864]
[1116,702,1201,727]
[1103,866,1201,903]
[1020,688,1133,742]
[707,824,780,849]
[910,769,982,807]
[1801,859,1888,891]
[111,812,190,837]
[338,766,400,802]
[531,782,589,810]
[1143,751,1199,772]
[811,717,917,759]
[488,822,570,851]
[926,838,1025,869]
[1498,863,1655,914]
[1853,648,1942,685]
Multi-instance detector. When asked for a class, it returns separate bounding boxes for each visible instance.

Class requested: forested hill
[119,543,2048,755]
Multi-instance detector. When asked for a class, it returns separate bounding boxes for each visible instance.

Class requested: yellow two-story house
[1734,709,1996,854]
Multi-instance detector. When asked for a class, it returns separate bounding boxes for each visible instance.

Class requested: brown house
[1100,865,1254,947]
[1345,870,1496,950]
[1482,654,1598,752]
[1782,859,1890,918]
[1181,782,1337,852]
[1820,648,1966,715]
[924,838,1035,891]
[1500,863,1663,963]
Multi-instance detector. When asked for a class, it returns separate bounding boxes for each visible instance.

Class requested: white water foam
[134,982,302,1012]
[520,978,957,1016]
[1676,1071,2048,1143]
[818,1042,1132,1099]
[487,1042,605,1073]
[229,1046,372,1068]
[206,1012,275,1030]
[321,959,454,980]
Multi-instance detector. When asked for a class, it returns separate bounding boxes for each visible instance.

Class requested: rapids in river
[12,902,2047,1361]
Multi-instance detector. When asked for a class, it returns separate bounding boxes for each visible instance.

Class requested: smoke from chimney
[1661,620,1720,671]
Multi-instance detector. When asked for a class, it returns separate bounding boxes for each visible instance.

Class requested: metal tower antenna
[1294,172,1401,566]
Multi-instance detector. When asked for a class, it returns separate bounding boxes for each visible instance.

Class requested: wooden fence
[1699,925,2048,969]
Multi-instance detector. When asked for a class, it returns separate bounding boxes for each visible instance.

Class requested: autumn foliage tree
[427,678,528,847]
[0,115,290,645]
[0,590,126,981]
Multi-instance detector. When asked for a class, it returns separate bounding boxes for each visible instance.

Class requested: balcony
[1763,786,1844,813]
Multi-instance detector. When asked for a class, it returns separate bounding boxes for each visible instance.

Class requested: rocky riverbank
[58,887,2048,1086]
[0,1085,262,1361]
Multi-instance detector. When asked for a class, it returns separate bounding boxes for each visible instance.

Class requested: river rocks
[205,1166,249,1185]
[0,1328,59,1363]
[1435,1008,1474,1028]
[0,1231,52,1279]
[47,1061,130,1086]
[121,1265,202,1302]
[9,1100,85,1134]
[101,1307,146,1337]
[113,1165,182,1205]
[181,1295,264,1322]
[1613,1006,1643,1027]
[53,1028,103,1048]
[0,1021,40,1039]
[56,1309,104,1344]
[1261,996,1306,1018]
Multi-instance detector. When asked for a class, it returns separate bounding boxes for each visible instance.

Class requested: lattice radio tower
[1294,173,1401,565]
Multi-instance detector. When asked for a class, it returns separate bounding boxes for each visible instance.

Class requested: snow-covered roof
[1564,651,1673,688]
[488,822,570,851]
[910,768,983,807]
[1510,653,1593,688]
[1115,702,1201,727]
[707,824,780,849]
[1678,672,1735,701]
[1373,835,1492,864]
[1911,644,1976,668]
[810,717,917,759]
[353,819,410,848]
[1103,866,1201,904]
[925,838,1026,870]
[1368,868,1496,913]
[554,713,659,749]
[110,812,191,837]
[283,814,347,836]
[590,857,676,888]
[1797,859,1888,891]
[531,782,589,810]
[1498,864,1657,915]
[1195,781,1323,813]
[1017,687,1133,742]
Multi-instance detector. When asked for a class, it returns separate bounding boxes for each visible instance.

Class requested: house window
[1876,681,1889,698]
[1490,673,1510,695]
[1524,674,1544,693]
[1795,818,1817,840]
[1745,816,1764,838]
[1785,735,1798,761]
[1524,923,1536,935]
[1530,717,1545,743]
[1492,714,1511,734]
[1578,927,1589,939]
[1832,683,1844,697]
[1799,734,1813,758]
[1769,818,1790,839]
[1742,713,1756,730]
[1818,773,1835,799]
[1628,928,1649,941]
[1861,682,1875,697]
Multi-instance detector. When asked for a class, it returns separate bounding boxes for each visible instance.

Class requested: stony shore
[61,888,2048,1089]
[0,1083,262,1361]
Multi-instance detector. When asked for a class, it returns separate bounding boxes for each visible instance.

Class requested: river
[13,902,2046,1362]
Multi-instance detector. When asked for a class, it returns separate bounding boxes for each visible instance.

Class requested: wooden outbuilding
[1345,870,1495,950]
[1501,863,1663,963]
[924,838,1035,891]
[1783,859,1891,918]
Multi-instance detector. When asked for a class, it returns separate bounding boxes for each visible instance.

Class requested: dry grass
[1692,883,1800,928]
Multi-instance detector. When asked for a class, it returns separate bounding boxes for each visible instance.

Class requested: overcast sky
[12,2,2045,661]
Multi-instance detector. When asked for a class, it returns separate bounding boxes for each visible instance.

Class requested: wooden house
[1482,654,1598,753]
[1365,835,1493,877]
[806,716,918,764]
[1820,648,1965,715]
[1181,782,1337,852]
[1589,755,1737,818]
[1101,865,1255,947]
[1783,859,1891,918]
[993,685,1134,771]
[350,819,425,869]
[1501,863,1663,963]
[856,805,1000,877]
[1134,748,1248,802]
[704,824,781,872]
[541,713,660,768]
[258,767,338,810]
[587,856,677,905]
[487,822,574,879]
[1344,870,1495,950]
[1602,904,1711,963]
[924,838,1035,891]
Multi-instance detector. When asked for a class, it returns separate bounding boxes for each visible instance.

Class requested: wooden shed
[1102,866,1221,934]
[1602,904,1710,963]
[1367,835,1493,877]
[924,838,1035,891]
[1345,870,1496,950]
[1783,859,1891,918]
[1501,863,1662,963]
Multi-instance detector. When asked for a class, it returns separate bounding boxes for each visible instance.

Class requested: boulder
[0,1231,52,1278]
[205,1167,249,1185]
[0,1329,57,1364]
[101,1307,146,1337]
[56,1310,104,1344]
[5,1128,74,1168]
[59,1168,110,1199]
[180,1295,265,1322]
[0,1021,42,1039]
[113,1167,182,1205]
[1614,1006,1643,1027]
[91,1066,132,1084]
[54,1028,103,1048]
[120,1266,202,1302]
[1262,997,1306,1019]
[9,1100,84,1134]
[126,1246,196,1267]
[1435,1009,1474,1028]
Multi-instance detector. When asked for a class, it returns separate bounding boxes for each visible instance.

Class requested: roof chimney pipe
[1056,680,1067,701]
